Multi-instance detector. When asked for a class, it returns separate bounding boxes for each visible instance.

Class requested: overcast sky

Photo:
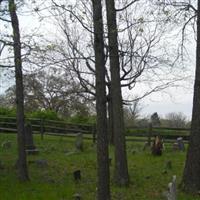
[0,1,196,119]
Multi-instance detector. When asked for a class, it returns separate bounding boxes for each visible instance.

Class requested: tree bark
[107,89,114,145]
[9,0,29,181]
[91,0,110,199]
[105,0,129,186]
[182,0,200,193]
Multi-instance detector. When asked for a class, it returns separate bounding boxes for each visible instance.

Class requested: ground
[0,133,199,200]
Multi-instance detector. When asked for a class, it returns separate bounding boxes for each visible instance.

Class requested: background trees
[164,112,188,128]
[0,69,92,117]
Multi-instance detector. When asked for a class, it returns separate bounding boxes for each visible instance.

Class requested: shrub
[0,107,16,117]
[68,115,96,124]
[28,110,61,121]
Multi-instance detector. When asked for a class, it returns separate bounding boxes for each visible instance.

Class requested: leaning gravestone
[163,175,177,200]
[75,133,83,151]
[25,123,38,155]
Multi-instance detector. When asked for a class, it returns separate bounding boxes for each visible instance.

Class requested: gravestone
[1,141,12,149]
[75,133,83,151]
[0,160,4,169]
[25,123,38,155]
[152,136,163,156]
[73,170,81,182]
[172,143,179,151]
[73,193,81,200]
[143,141,150,151]
[165,160,172,170]
[163,175,176,200]
[177,137,185,151]
[35,159,48,168]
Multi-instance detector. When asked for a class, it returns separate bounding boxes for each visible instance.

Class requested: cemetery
[1,0,200,199]
[0,131,197,200]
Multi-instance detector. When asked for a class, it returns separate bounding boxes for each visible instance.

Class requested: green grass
[0,133,199,200]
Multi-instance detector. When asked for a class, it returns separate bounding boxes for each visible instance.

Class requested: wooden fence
[0,116,96,142]
[0,116,191,143]
[126,125,190,140]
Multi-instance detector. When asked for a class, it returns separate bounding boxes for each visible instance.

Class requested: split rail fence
[0,116,190,143]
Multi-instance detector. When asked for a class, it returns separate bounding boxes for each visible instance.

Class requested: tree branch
[115,0,139,12]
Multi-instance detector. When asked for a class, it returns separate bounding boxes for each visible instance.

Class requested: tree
[164,112,187,128]
[47,0,188,146]
[153,0,200,192]
[182,0,200,193]
[9,0,29,181]
[123,99,142,126]
[91,0,110,199]
[0,69,93,117]
[105,0,129,186]
[151,112,161,127]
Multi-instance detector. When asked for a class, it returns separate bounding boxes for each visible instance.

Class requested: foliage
[28,110,62,121]
[151,112,161,126]
[123,100,142,126]
[0,70,93,117]
[68,114,96,124]
[0,107,16,117]
[163,112,188,128]
[135,117,150,127]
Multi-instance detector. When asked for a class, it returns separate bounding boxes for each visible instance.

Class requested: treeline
[0,107,96,125]
[0,106,190,129]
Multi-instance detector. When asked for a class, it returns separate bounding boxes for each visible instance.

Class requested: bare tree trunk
[182,0,200,193]
[107,89,114,145]
[91,0,110,199]
[105,0,129,186]
[9,0,29,181]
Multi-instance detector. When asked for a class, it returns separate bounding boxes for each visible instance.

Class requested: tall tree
[9,0,29,181]
[91,0,110,199]
[105,0,129,186]
[182,0,200,193]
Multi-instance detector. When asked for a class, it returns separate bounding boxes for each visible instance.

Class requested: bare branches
[115,0,139,12]
[51,0,94,34]
[0,64,14,68]
[158,1,197,13]
[0,16,11,22]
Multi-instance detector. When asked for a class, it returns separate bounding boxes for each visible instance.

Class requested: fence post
[40,119,44,140]
[147,123,152,146]
[92,124,96,143]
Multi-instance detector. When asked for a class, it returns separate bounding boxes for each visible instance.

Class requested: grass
[0,133,200,200]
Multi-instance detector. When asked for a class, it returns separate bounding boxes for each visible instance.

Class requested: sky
[0,0,196,119]
[142,90,193,119]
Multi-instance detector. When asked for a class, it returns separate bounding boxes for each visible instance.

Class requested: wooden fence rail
[0,116,191,143]
[0,116,96,143]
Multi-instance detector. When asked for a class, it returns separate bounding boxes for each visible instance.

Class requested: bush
[0,107,16,117]
[28,110,61,121]
[68,115,96,124]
